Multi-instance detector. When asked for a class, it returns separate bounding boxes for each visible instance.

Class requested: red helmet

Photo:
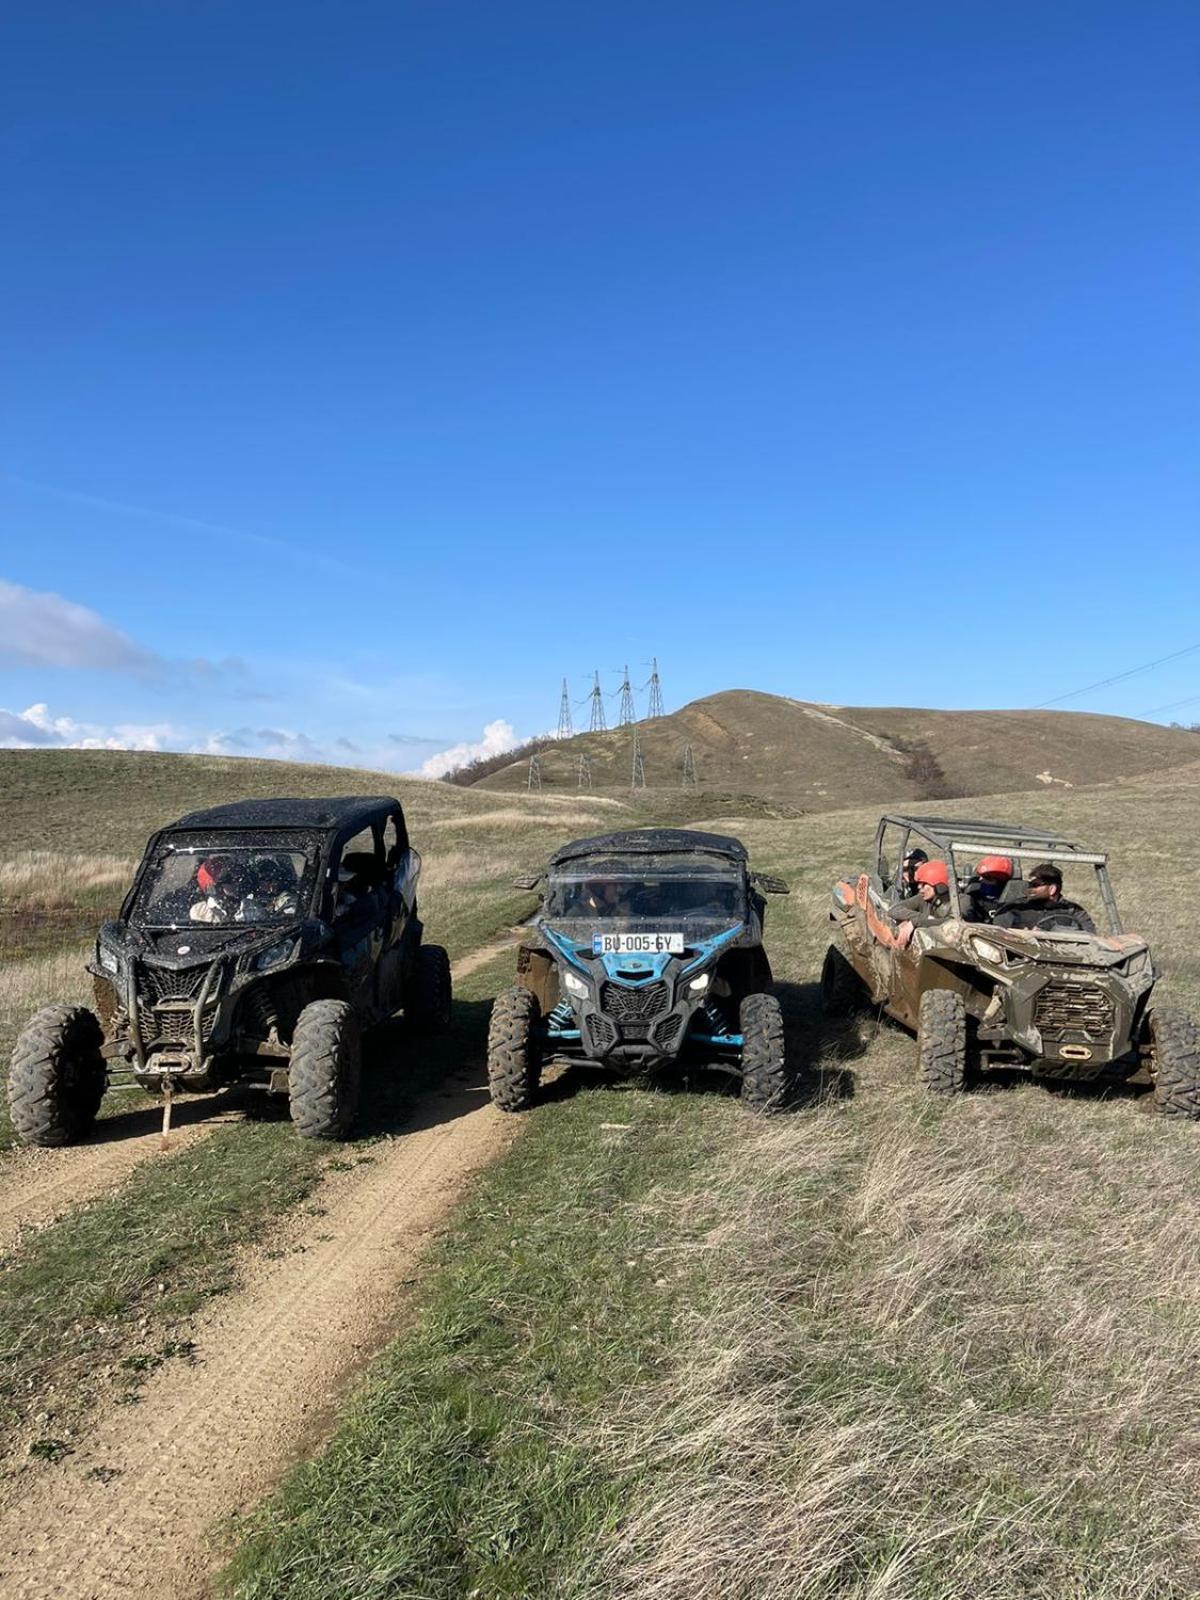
[976,855,1013,879]
[197,857,229,893]
[914,860,949,888]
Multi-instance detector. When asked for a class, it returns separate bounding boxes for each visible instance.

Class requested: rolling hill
[473,690,1200,810]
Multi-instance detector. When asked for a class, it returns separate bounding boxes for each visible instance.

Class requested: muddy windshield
[133,834,321,929]
[545,861,744,926]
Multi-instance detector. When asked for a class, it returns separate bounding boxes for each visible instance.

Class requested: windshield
[545,872,743,923]
[133,834,320,928]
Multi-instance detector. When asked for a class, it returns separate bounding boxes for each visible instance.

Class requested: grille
[586,1014,617,1051]
[1035,983,1114,1040]
[148,1007,195,1044]
[601,981,670,1025]
[139,964,205,1003]
[652,1015,684,1050]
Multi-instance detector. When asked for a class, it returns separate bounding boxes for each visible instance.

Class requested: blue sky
[2,0,1197,771]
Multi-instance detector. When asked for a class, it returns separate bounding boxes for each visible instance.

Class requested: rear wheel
[288,999,361,1139]
[917,989,966,1095]
[739,991,788,1111]
[821,944,867,1015]
[407,944,452,1032]
[8,1004,106,1146]
[487,987,540,1112]
[1148,1007,1200,1119]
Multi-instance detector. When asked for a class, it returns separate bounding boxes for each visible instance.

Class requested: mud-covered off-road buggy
[486,828,791,1111]
[8,796,452,1145]
[823,813,1200,1115]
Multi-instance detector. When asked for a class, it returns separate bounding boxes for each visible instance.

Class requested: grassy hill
[473,689,1200,810]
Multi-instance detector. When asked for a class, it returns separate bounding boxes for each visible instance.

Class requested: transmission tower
[617,664,637,727]
[576,752,592,789]
[527,753,542,792]
[588,670,607,733]
[556,677,573,740]
[645,658,665,720]
[681,743,697,788]
[630,727,646,790]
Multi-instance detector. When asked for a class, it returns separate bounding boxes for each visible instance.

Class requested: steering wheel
[1031,910,1087,932]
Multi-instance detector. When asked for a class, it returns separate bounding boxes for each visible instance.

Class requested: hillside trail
[0,1051,516,1599]
[0,919,527,1253]
[788,699,908,764]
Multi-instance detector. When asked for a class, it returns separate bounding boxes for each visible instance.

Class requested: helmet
[197,857,229,893]
[914,860,949,888]
[976,855,1013,879]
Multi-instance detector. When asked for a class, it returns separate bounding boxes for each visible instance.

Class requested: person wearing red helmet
[960,854,1013,923]
[887,857,953,943]
[190,856,257,923]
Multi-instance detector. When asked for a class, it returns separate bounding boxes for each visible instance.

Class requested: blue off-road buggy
[486,828,790,1111]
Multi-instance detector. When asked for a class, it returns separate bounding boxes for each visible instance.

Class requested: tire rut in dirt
[0,1074,513,1600]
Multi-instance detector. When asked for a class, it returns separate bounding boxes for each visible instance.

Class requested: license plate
[592,932,684,955]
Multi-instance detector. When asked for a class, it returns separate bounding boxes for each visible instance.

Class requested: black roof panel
[548,828,748,869]
[168,796,401,833]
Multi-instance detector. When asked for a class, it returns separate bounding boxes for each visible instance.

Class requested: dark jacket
[993,897,1095,933]
[887,889,952,928]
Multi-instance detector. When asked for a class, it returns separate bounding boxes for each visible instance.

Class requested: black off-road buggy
[8,796,451,1144]
[486,828,791,1111]
[823,813,1200,1115]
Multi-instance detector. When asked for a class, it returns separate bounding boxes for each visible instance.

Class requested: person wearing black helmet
[899,847,929,896]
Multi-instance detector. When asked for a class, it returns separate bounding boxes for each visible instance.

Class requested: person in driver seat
[992,863,1095,932]
[584,879,629,917]
[190,858,262,923]
[252,856,300,916]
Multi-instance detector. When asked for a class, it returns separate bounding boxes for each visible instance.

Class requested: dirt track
[0,1058,513,1598]
[0,1092,236,1252]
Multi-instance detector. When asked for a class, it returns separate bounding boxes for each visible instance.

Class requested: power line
[1138,693,1200,719]
[1034,640,1200,709]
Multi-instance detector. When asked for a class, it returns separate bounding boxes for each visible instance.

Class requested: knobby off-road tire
[288,999,362,1140]
[9,1004,106,1147]
[739,991,788,1111]
[916,988,967,1095]
[407,944,452,1032]
[821,943,867,1016]
[486,986,541,1112]
[1148,1007,1200,1120]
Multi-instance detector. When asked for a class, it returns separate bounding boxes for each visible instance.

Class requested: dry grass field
[2,747,1200,1598]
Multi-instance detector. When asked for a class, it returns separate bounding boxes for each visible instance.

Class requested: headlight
[99,946,120,976]
[563,969,589,999]
[970,937,1005,965]
[253,938,296,972]
[688,973,710,994]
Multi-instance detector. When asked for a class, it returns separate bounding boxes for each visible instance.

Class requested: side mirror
[753,872,790,895]
[512,873,542,892]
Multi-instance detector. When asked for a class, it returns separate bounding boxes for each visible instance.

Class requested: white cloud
[0,702,170,751]
[419,719,521,779]
[0,578,159,676]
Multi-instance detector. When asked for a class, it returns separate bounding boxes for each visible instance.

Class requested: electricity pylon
[681,744,697,788]
[631,727,646,790]
[588,671,607,732]
[617,664,637,727]
[556,678,573,740]
[645,658,665,720]
[577,753,592,789]
[527,754,542,791]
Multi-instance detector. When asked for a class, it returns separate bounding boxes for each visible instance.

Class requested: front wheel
[486,987,541,1112]
[288,999,361,1139]
[821,944,867,1016]
[916,988,967,1095]
[1148,1007,1200,1119]
[739,991,788,1111]
[408,944,452,1032]
[9,1004,106,1146]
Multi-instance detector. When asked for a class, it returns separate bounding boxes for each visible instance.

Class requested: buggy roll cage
[873,814,1123,934]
